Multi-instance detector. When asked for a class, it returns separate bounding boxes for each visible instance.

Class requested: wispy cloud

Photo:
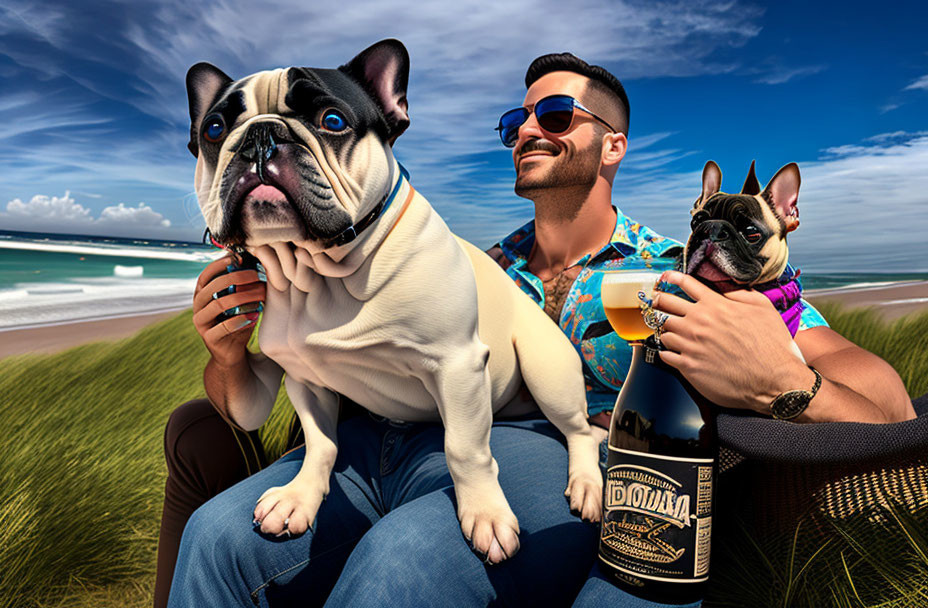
[903,74,928,91]
[880,102,902,114]
[753,64,826,85]
[785,132,928,272]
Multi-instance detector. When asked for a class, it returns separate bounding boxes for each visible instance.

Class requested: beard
[514,139,601,220]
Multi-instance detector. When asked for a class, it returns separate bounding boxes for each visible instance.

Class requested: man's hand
[652,271,914,423]
[651,271,804,413]
[192,255,266,366]
[192,254,281,431]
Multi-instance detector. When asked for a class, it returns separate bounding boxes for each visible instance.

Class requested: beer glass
[599,257,675,344]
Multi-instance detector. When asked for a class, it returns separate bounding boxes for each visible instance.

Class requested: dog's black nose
[708,222,730,243]
[239,123,278,182]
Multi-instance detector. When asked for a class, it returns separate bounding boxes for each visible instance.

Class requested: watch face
[772,390,811,420]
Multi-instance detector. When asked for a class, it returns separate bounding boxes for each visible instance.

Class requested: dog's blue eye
[203,115,226,142]
[321,110,347,132]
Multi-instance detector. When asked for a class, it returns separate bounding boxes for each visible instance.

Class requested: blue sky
[0,0,926,273]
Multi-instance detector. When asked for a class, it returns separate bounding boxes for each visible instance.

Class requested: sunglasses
[495,94,616,148]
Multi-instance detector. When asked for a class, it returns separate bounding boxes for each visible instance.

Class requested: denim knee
[178,499,248,576]
[327,497,492,607]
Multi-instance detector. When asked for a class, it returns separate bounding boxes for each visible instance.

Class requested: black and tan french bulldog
[684,160,801,293]
[185,39,602,564]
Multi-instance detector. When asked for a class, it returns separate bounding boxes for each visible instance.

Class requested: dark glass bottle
[598,336,717,605]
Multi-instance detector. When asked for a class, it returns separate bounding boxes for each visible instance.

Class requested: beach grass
[810,301,928,400]
[0,303,926,607]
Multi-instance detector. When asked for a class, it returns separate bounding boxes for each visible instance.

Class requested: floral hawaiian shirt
[494,207,828,417]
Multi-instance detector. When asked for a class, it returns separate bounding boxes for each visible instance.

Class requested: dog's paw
[458,497,521,565]
[253,481,325,537]
[565,470,603,523]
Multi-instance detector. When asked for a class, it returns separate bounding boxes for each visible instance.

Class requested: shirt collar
[498,206,639,269]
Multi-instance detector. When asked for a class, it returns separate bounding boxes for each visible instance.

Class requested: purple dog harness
[757,273,805,337]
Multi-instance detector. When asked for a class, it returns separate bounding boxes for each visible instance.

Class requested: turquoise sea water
[0,230,217,328]
[0,229,213,282]
[0,247,209,285]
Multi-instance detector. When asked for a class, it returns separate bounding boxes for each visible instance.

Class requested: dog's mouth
[687,242,746,294]
[241,184,298,225]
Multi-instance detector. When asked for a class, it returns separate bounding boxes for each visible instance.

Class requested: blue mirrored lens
[534,96,575,132]
[498,108,529,147]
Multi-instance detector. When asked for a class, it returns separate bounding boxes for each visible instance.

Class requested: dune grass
[705,500,928,608]
[0,302,925,607]
[808,300,928,399]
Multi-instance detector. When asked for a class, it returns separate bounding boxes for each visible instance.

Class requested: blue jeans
[168,413,697,607]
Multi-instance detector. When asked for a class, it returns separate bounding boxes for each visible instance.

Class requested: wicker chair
[707,394,928,605]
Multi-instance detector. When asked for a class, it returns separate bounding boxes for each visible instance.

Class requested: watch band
[770,366,822,420]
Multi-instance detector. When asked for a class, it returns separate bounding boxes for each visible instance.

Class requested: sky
[0,0,926,273]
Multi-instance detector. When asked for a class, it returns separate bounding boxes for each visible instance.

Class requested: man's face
[512,71,604,198]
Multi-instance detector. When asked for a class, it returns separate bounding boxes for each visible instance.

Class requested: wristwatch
[770,366,822,420]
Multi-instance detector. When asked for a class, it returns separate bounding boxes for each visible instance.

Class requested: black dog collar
[322,163,410,249]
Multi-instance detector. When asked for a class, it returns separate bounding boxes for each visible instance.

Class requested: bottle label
[599,447,713,584]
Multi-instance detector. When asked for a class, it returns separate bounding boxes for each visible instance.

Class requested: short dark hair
[525,53,630,136]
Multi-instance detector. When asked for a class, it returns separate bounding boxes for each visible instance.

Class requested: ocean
[1,229,927,330]
[0,230,218,330]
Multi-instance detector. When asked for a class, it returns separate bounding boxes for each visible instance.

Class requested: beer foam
[601,272,661,308]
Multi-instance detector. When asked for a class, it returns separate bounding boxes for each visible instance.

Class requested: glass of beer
[599,257,675,343]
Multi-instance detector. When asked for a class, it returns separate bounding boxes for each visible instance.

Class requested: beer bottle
[598,335,716,605]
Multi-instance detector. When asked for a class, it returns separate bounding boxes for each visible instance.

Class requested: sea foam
[0,239,219,262]
[0,277,196,330]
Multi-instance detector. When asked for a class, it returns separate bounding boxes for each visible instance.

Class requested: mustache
[516,138,559,158]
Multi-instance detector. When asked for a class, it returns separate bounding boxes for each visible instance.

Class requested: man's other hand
[192,255,266,367]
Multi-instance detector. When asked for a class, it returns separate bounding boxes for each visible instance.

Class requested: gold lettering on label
[606,479,691,529]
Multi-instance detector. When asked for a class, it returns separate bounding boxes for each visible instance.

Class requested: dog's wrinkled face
[684,160,801,292]
[185,39,410,250]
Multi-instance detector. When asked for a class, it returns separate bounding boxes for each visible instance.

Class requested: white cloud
[903,74,928,91]
[2,193,183,238]
[753,64,825,85]
[98,202,171,228]
[863,130,928,144]
[788,131,928,272]
[4,191,93,223]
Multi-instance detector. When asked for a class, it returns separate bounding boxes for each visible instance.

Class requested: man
[161,53,914,608]
[488,53,912,427]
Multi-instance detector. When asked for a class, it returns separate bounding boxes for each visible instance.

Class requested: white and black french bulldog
[684,160,801,292]
[185,39,602,564]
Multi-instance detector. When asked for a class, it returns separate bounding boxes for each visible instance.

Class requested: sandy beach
[805,280,928,321]
[0,309,185,359]
[1,281,925,361]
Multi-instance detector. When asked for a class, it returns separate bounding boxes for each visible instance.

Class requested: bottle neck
[631,337,718,419]
[638,335,667,369]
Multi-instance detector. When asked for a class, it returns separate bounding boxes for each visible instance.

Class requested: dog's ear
[695,160,722,209]
[762,163,801,233]
[741,160,761,195]
[341,39,410,145]
[186,62,233,157]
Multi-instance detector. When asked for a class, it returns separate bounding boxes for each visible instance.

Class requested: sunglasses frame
[495,94,617,148]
